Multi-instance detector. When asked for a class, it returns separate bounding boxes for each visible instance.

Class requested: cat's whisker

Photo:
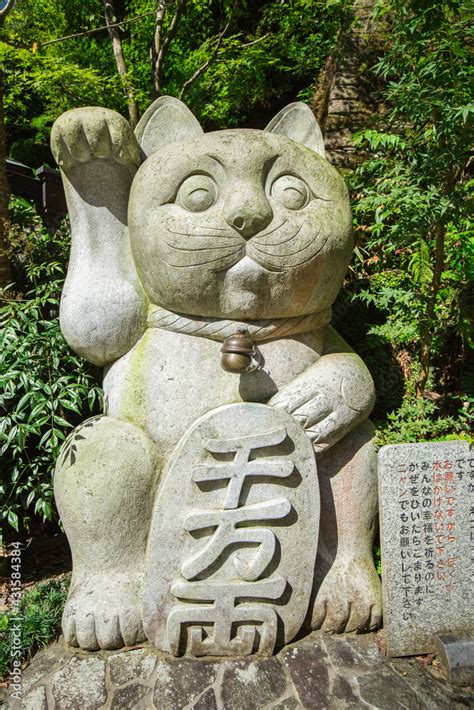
[250,234,328,269]
[185,220,235,233]
[252,229,320,256]
[254,219,287,239]
[251,238,313,259]
[163,240,240,253]
[160,247,243,269]
[167,223,236,238]
[166,228,241,241]
[252,224,303,247]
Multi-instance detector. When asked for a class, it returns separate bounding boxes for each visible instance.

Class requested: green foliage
[351,0,473,402]
[167,0,350,128]
[1,202,102,539]
[373,545,382,577]
[0,575,70,678]
[375,397,472,448]
[1,0,350,160]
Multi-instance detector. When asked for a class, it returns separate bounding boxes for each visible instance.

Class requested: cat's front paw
[269,353,374,452]
[62,573,145,650]
[51,107,141,173]
[312,556,382,633]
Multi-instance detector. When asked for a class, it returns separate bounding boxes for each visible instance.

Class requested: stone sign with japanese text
[378,441,474,657]
[143,402,320,656]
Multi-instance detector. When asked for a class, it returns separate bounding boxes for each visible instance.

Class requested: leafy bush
[1,202,102,539]
[375,397,472,448]
[350,0,473,402]
[0,575,70,679]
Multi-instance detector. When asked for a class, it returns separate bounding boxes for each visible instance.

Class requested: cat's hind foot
[62,573,146,650]
[311,556,382,633]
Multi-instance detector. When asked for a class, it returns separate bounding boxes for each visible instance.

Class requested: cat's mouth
[161,219,327,272]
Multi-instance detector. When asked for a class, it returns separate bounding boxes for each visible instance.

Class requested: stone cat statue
[51,97,381,653]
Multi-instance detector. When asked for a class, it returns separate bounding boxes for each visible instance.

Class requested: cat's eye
[270,175,309,210]
[176,174,217,212]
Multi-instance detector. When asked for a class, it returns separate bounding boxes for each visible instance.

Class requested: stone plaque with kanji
[143,402,319,656]
[378,441,474,657]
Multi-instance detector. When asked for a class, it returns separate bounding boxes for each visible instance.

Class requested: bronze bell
[221,329,255,373]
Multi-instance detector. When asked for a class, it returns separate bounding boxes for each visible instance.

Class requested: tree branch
[103,0,139,128]
[152,0,187,97]
[179,21,230,100]
[179,31,269,99]
[38,10,156,48]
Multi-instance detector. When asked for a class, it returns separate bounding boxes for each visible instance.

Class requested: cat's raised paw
[51,107,141,173]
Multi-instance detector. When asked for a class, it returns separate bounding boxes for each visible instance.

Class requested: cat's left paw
[269,353,375,452]
[312,556,382,633]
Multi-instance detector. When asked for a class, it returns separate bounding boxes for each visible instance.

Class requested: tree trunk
[103,1,139,128]
[0,0,15,289]
[311,0,384,168]
[151,0,186,100]
[0,73,11,288]
[416,222,446,403]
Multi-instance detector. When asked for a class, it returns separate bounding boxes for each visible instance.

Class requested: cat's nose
[225,193,273,239]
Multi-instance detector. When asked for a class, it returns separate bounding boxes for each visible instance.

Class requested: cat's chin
[219,256,272,318]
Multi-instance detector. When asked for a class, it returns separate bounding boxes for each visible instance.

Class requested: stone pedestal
[8,632,474,709]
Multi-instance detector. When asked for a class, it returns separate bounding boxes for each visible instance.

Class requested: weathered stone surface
[9,633,474,709]
[21,685,48,710]
[192,687,218,710]
[356,666,424,709]
[220,657,288,709]
[331,675,360,705]
[389,657,474,709]
[110,683,151,709]
[20,642,64,694]
[323,633,384,670]
[153,658,219,710]
[434,634,474,687]
[144,403,319,656]
[378,441,474,657]
[109,648,157,685]
[51,656,106,709]
[270,696,301,710]
[282,640,331,708]
[51,92,380,654]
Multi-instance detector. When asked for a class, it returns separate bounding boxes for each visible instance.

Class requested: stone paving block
[331,674,361,706]
[282,640,331,709]
[192,687,218,709]
[7,632,474,709]
[389,659,474,709]
[21,643,64,695]
[356,665,422,709]
[51,656,106,710]
[153,658,219,710]
[110,682,151,709]
[20,685,48,710]
[220,657,288,710]
[109,648,157,685]
[269,696,301,710]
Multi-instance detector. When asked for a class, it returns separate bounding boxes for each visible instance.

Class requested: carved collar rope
[147,305,331,342]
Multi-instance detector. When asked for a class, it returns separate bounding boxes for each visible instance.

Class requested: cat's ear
[265,102,325,158]
[135,96,203,157]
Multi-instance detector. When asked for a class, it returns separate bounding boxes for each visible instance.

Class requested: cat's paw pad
[51,107,141,172]
[312,557,382,633]
[62,575,145,650]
